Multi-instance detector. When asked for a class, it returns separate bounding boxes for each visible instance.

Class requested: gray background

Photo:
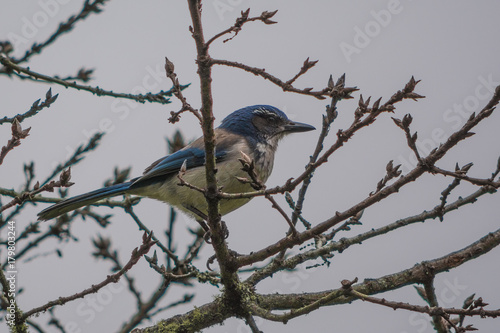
[1,1,500,332]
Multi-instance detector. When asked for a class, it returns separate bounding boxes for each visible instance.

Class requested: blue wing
[130,144,228,189]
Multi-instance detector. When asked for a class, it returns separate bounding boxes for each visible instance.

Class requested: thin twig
[0,168,74,214]
[249,227,500,324]
[244,314,263,333]
[431,164,499,188]
[0,54,176,105]
[422,277,448,333]
[41,132,104,186]
[0,88,58,125]
[22,231,156,320]
[245,185,496,285]
[211,58,333,99]
[277,74,345,261]
[0,119,31,166]
[92,235,143,309]
[124,205,180,265]
[237,151,297,233]
[206,9,278,47]
[237,82,498,268]
[164,57,202,123]
[118,277,170,333]
[2,0,109,66]
[348,288,500,322]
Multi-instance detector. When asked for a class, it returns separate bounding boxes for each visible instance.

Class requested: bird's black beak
[283,120,316,133]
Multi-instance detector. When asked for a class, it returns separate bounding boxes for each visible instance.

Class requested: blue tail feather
[37,182,131,221]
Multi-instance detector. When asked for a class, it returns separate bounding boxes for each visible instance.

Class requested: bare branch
[248,227,500,324]
[0,88,58,125]
[0,119,31,166]
[0,168,74,214]
[237,151,297,233]
[1,0,109,66]
[211,58,334,99]
[237,81,498,268]
[22,231,156,320]
[422,277,448,333]
[123,205,180,265]
[164,57,202,123]
[431,164,499,188]
[245,185,496,285]
[187,0,239,300]
[371,160,402,195]
[206,9,278,46]
[0,54,176,105]
[348,288,500,324]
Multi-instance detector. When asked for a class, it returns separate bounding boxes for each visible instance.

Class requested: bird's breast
[252,142,275,181]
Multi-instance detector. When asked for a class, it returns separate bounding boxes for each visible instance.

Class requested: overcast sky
[1,1,500,332]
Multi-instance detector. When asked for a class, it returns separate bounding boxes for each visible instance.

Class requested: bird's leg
[199,220,212,244]
[220,220,229,239]
[184,205,229,242]
[184,205,211,241]
[203,220,229,242]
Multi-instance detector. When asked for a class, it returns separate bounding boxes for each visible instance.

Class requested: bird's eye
[253,108,284,129]
[265,115,278,123]
[252,115,274,132]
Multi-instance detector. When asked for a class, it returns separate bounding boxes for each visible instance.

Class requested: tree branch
[2,0,109,66]
[0,88,58,125]
[236,82,499,268]
[0,54,177,105]
[22,231,156,320]
[245,184,496,285]
[136,226,500,331]
[187,0,240,303]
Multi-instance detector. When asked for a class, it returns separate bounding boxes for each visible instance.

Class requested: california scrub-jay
[38,105,315,221]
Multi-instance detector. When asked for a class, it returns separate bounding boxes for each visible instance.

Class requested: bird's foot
[206,249,244,271]
[203,230,212,244]
[221,220,229,239]
[202,220,229,244]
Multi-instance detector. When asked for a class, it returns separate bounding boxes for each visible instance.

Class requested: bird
[38,105,315,221]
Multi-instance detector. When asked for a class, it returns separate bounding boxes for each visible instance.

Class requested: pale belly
[131,162,266,218]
